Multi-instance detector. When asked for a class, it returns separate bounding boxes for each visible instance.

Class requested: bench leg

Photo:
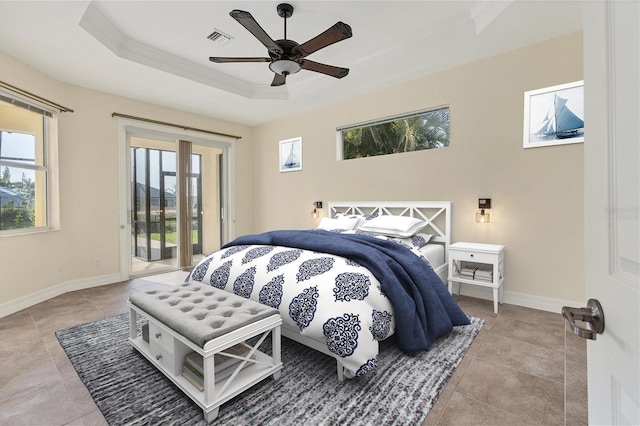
[204,407,219,422]
[336,362,345,382]
[273,326,281,367]
[272,326,282,380]
[129,307,137,340]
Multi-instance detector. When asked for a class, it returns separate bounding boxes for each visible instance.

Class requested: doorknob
[562,299,605,340]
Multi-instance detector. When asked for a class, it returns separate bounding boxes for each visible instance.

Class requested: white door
[583,1,639,424]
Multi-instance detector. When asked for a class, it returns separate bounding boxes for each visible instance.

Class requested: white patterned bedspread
[187,242,398,377]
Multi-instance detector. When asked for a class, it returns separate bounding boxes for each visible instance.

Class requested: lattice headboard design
[328,201,451,255]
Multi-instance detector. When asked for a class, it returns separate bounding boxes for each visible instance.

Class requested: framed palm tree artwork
[279,137,302,172]
[523,80,584,148]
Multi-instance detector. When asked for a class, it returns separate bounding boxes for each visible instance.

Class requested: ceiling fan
[209,3,352,87]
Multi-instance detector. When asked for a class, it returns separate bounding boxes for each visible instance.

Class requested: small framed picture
[523,80,584,148]
[279,137,302,172]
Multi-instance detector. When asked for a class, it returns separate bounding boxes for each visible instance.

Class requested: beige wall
[252,32,585,304]
[0,51,255,306]
[0,31,585,311]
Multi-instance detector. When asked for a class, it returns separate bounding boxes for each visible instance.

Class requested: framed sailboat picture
[523,80,584,148]
[279,137,302,172]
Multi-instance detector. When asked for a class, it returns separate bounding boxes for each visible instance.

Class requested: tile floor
[0,272,588,425]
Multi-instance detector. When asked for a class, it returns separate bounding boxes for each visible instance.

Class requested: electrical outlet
[94,257,101,267]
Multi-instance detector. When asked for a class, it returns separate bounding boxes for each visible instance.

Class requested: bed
[187,201,468,380]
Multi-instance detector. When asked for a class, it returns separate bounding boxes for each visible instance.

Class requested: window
[0,93,57,233]
[338,106,450,160]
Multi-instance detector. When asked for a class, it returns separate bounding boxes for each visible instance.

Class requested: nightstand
[448,242,505,313]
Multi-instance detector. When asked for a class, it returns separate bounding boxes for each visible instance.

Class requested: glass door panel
[148,149,161,261]
[132,147,149,261]
[191,174,202,255]
[129,137,221,276]
[161,173,177,260]
[190,153,203,257]
[190,147,217,267]
[130,140,178,275]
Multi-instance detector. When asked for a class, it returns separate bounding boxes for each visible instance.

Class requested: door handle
[562,298,605,340]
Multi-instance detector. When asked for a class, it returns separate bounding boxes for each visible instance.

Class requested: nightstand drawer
[450,250,496,264]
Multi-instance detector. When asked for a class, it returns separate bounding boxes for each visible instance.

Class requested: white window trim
[336,105,451,161]
[0,91,59,236]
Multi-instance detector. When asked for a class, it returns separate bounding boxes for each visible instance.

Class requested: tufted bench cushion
[129,281,279,348]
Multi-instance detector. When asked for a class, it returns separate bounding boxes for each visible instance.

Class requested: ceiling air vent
[207,29,233,46]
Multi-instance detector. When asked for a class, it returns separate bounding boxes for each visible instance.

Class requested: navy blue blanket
[224,230,470,352]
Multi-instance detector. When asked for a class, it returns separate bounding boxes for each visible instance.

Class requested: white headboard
[328,201,451,257]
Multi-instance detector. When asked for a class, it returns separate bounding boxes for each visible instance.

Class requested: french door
[127,136,224,277]
[131,147,203,264]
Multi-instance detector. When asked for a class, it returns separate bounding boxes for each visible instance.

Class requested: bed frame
[280,201,452,380]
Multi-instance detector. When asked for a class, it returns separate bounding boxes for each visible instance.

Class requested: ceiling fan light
[269,59,301,75]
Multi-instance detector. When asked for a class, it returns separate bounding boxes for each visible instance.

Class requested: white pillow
[316,216,360,231]
[334,213,367,229]
[357,215,428,238]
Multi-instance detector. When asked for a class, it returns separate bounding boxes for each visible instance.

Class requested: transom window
[0,93,56,233]
[337,106,450,160]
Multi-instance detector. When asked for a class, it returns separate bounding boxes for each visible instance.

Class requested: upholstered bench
[127,281,282,422]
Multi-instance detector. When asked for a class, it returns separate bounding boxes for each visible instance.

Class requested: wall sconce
[311,201,323,219]
[475,198,491,223]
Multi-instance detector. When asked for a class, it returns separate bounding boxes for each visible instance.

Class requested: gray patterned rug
[56,314,483,426]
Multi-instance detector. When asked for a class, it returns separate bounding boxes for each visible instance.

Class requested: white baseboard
[1,273,582,318]
[0,273,123,318]
[456,285,583,314]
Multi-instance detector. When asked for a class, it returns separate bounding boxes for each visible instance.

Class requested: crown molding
[470,0,513,34]
[79,2,287,100]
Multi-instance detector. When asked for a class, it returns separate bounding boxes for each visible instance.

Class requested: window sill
[0,227,59,237]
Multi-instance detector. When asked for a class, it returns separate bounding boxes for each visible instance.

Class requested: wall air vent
[207,29,233,46]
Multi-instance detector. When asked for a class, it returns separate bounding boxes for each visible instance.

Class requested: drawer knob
[155,332,161,338]
[155,354,162,361]
[470,254,474,257]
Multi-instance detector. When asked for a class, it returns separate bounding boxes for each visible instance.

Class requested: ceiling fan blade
[292,22,352,58]
[209,57,270,63]
[230,10,283,55]
[300,59,349,79]
[271,73,286,87]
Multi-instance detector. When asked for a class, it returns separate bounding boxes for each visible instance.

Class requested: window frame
[336,105,451,161]
[0,90,59,235]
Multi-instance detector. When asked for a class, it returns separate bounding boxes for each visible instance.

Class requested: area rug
[56,314,483,426]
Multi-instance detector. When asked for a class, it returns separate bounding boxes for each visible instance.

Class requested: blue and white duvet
[187,230,469,377]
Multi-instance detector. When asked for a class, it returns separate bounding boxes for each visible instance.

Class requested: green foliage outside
[342,107,450,160]
[148,217,199,244]
[0,201,34,230]
[0,166,36,231]
[150,229,198,244]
